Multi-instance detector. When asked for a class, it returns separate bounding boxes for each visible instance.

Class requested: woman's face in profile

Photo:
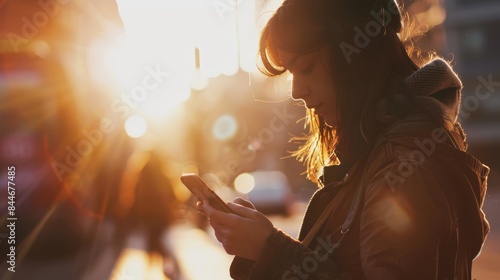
[277,45,337,127]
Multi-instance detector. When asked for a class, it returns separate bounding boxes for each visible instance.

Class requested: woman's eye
[302,63,314,74]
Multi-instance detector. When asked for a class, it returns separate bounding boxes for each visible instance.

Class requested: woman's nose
[291,77,309,100]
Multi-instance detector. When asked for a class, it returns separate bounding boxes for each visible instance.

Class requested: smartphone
[180,173,234,213]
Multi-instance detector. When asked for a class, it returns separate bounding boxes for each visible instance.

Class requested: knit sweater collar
[404,58,463,122]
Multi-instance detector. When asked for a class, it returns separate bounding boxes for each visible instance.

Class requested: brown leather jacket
[230,118,490,280]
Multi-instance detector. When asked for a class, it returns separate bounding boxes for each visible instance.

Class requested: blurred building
[444,0,500,77]
[444,0,500,179]
[401,0,500,182]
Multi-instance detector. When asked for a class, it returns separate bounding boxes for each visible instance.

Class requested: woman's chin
[323,115,336,128]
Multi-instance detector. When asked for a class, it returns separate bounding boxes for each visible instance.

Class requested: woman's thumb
[227,201,257,218]
[233,197,256,210]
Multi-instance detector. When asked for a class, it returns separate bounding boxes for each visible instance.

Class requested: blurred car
[244,170,295,216]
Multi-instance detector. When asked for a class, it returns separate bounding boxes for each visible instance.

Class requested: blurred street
[0,192,499,280]
[0,219,231,280]
[0,198,304,280]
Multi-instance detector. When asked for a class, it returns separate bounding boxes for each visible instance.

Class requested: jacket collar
[319,161,361,188]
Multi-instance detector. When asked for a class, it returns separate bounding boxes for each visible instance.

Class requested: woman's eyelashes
[288,59,314,76]
[301,62,314,75]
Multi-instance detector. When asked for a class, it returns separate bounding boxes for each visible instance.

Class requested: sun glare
[113,0,261,84]
[101,0,270,135]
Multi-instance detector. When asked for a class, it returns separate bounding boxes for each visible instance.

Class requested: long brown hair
[258,0,431,182]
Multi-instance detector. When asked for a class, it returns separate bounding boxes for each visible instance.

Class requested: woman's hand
[200,197,275,261]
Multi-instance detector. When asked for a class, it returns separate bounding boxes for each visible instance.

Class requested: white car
[244,171,295,216]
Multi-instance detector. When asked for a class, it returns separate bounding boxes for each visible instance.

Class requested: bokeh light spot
[212,114,237,141]
[125,115,148,138]
[234,173,255,194]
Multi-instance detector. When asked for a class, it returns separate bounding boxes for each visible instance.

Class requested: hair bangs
[258,21,287,77]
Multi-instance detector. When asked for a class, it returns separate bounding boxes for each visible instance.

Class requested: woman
[200,0,490,279]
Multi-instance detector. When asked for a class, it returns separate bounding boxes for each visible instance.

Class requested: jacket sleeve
[359,157,450,280]
[230,228,344,280]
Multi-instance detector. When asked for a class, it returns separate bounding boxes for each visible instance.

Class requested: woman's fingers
[233,197,256,209]
[203,200,236,225]
[195,201,207,216]
[213,227,225,243]
[209,218,226,231]
[196,201,203,210]
[202,198,256,222]
[203,198,275,260]
[227,201,258,219]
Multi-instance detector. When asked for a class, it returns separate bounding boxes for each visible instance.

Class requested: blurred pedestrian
[200,0,490,279]
[116,150,182,279]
